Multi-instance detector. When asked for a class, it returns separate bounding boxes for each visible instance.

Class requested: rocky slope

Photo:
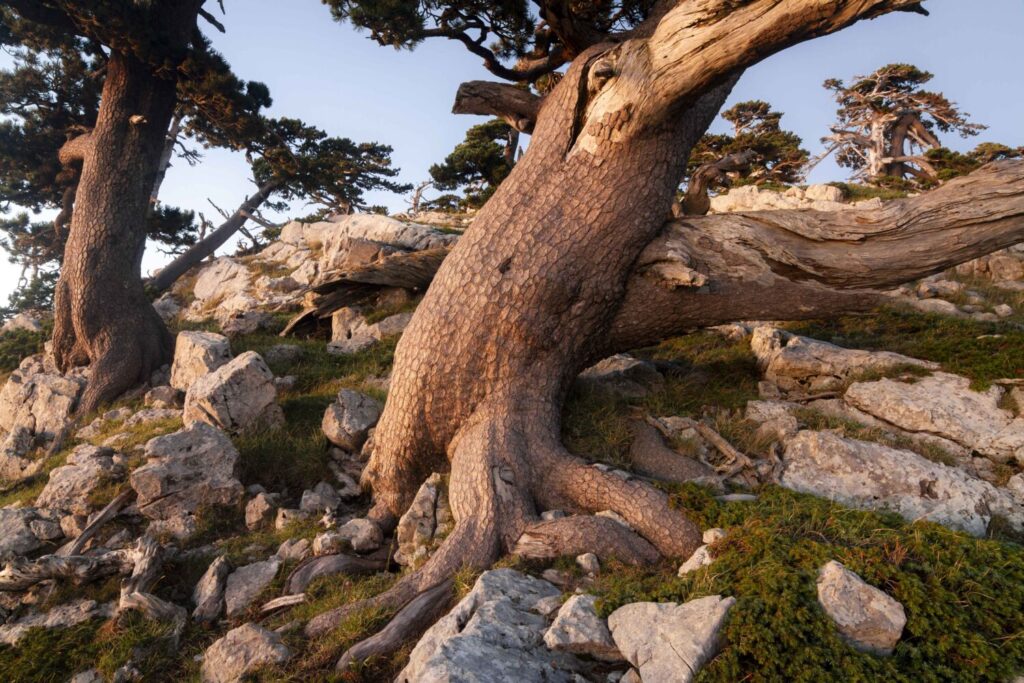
[0,197,1021,682]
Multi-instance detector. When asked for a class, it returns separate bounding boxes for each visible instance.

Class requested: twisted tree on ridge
[304,0,1024,666]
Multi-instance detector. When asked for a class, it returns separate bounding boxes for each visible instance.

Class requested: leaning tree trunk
[316,0,943,659]
[51,51,180,413]
[147,179,280,294]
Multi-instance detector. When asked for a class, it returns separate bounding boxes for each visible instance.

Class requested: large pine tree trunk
[51,51,179,412]
[316,0,945,655]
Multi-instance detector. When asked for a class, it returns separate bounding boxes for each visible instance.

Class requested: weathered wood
[336,580,453,671]
[57,488,136,557]
[606,159,1024,353]
[284,553,388,595]
[0,548,135,591]
[452,81,542,133]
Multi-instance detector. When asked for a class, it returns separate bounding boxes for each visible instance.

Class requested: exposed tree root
[316,412,707,671]
[336,579,453,670]
[513,515,660,564]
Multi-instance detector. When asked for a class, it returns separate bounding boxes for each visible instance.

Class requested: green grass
[0,611,181,683]
[587,484,1024,683]
[563,331,762,467]
[785,308,1024,388]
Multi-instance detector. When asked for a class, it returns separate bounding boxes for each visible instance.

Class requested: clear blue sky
[1,0,1022,301]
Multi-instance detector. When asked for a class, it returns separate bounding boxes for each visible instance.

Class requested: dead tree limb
[452,81,543,133]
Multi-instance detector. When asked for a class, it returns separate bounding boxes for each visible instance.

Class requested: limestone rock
[201,622,292,683]
[145,385,184,409]
[276,538,311,562]
[245,492,278,531]
[678,545,713,576]
[398,568,585,682]
[394,473,452,566]
[845,372,1023,464]
[192,258,253,306]
[576,552,600,575]
[193,555,231,622]
[781,430,1024,536]
[577,354,664,398]
[608,595,735,683]
[170,331,232,392]
[544,594,622,661]
[817,560,906,655]
[0,356,84,462]
[130,423,243,536]
[0,508,45,560]
[224,558,281,618]
[184,351,284,434]
[0,599,115,646]
[0,311,43,334]
[321,389,381,451]
[750,326,936,394]
[36,444,120,515]
[313,518,382,555]
[299,481,341,514]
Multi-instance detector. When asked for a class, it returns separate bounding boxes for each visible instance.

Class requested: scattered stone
[169,331,232,392]
[321,389,382,451]
[201,622,292,683]
[544,594,622,661]
[299,481,341,514]
[184,351,284,434]
[703,528,727,544]
[130,423,243,537]
[275,508,307,531]
[994,304,1014,318]
[0,508,46,559]
[224,558,281,618]
[678,545,714,576]
[845,372,1024,464]
[577,354,664,398]
[541,510,567,521]
[144,385,183,409]
[576,552,600,575]
[276,538,311,562]
[193,555,231,622]
[313,518,382,555]
[245,492,278,531]
[394,473,452,566]
[0,600,115,646]
[36,444,120,515]
[0,356,85,463]
[609,596,735,683]
[781,430,1024,536]
[750,326,936,394]
[816,560,906,655]
[398,569,585,682]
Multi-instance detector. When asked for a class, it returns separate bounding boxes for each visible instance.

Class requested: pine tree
[819,63,984,187]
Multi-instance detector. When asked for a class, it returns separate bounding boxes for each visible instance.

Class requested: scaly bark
[325,0,936,665]
[51,50,179,412]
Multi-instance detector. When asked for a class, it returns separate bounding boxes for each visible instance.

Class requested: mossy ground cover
[2,304,1023,681]
[587,485,1024,683]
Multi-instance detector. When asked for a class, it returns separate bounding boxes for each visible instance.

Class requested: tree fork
[321,0,956,667]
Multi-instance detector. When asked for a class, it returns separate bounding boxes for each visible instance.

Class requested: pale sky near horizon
[1,0,1022,304]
